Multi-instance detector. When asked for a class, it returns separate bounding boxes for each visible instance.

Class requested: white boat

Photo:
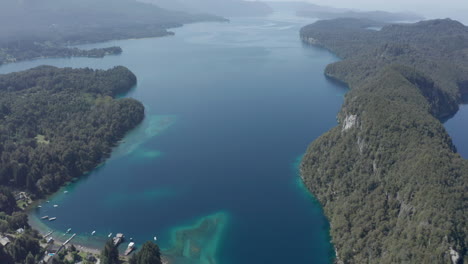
[91,231,96,236]
[124,242,135,256]
[49,217,57,221]
[41,216,49,220]
[64,191,68,194]
[108,233,112,238]
[53,204,58,208]
[38,205,42,208]
[66,228,72,234]
[154,236,157,241]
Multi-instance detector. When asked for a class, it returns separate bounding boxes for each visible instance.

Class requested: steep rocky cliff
[300,18,468,264]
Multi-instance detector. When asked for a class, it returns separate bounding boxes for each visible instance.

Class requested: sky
[266,0,468,23]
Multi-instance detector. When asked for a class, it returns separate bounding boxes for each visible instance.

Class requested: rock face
[300,18,468,264]
[450,247,461,264]
[342,114,357,131]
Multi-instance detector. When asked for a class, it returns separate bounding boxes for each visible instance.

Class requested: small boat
[154,236,157,241]
[91,231,96,236]
[49,217,57,221]
[108,233,113,238]
[64,191,68,194]
[38,205,42,208]
[53,205,58,208]
[47,201,50,203]
[41,216,49,220]
[124,242,135,256]
[66,228,72,234]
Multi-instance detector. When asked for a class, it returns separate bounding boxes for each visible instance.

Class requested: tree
[0,188,16,214]
[25,252,35,264]
[133,241,162,264]
[100,240,119,264]
[129,254,137,264]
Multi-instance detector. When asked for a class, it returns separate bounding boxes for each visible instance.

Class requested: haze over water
[3,13,347,264]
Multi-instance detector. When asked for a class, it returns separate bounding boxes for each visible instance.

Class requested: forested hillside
[0,66,144,263]
[0,0,226,65]
[300,19,468,264]
[0,66,144,197]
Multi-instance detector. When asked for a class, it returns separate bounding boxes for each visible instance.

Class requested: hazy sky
[267,0,468,22]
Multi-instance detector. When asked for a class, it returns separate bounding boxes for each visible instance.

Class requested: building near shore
[0,236,10,246]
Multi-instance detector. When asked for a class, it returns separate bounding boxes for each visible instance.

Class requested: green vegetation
[0,65,144,196]
[300,18,468,263]
[100,240,119,264]
[129,241,162,264]
[0,65,144,263]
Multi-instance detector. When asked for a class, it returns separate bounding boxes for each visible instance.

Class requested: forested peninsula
[0,65,144,263]
[300,18,468,263]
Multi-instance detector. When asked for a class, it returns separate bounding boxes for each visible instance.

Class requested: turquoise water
[0,14,348,264]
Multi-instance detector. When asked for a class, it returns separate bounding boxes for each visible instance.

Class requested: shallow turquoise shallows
[0,13,350,264]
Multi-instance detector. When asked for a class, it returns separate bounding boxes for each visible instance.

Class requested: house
[0,236,10,246]
[16,228,25,234]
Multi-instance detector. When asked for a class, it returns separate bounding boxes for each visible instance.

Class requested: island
[300,18,468,263]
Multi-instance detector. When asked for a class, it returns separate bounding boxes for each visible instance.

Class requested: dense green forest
[300,19,468,263]
[0,0,226,65]
[0,65,144,197]
[0,66,144,263]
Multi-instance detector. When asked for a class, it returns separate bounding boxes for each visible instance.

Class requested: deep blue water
[0,14,348,264]
[445,103,468,158]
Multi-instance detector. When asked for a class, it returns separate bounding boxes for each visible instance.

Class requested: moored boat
[41,216,49,220]
[124,242,135,256]
[49,217,57,221]
[113,233,124,246]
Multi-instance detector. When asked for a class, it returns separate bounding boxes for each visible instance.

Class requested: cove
[0,13,347,264]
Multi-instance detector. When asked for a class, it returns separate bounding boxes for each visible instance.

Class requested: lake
[0,14,348,264]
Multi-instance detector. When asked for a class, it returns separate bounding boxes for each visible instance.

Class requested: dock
[63,233,76,245]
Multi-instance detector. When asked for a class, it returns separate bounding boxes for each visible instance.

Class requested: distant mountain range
[0,0,226,64]
[0,0,225,43]
[139,0,273,17]
[267,1,423,22]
